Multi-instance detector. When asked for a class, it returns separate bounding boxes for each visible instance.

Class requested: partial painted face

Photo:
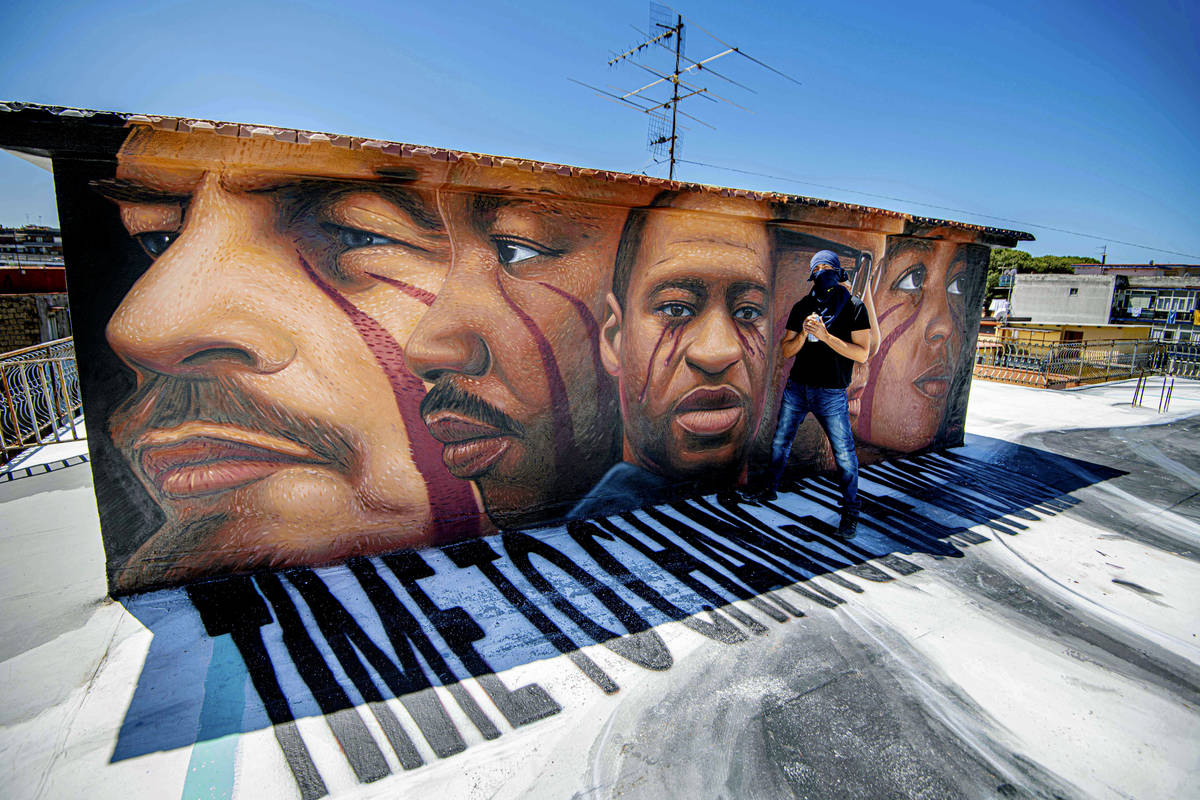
[103,129,476,588]
[850,238,973,452]
[604,200,771,480]
[405,165,646,527]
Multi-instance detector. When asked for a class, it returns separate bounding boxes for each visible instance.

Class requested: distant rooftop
[1073,264,1200,269]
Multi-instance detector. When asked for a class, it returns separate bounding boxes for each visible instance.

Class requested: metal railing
[974,337,1200,389]
[0,337,84,461]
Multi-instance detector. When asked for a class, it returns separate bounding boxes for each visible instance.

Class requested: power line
[675,158,1200,259]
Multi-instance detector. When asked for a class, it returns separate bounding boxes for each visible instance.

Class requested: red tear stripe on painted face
[732,323,766,361]
[367,273,437,306]
[639,326,674,404]
[858,301,919,442]
[662,326,681,369]
[299,257,479,543]
[536,282,618,430]
[495,275,580,474]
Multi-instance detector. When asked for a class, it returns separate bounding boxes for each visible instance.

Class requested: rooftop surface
[2,379,1198,799]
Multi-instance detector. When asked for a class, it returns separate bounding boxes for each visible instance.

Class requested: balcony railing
[0,337,84,461]
[975,337,1200,389]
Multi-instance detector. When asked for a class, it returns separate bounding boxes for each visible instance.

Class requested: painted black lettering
[386,549,567,721]
[254,572,391,785]
[567,520,747,645]
[684,497,864,596]
[347,558,501,742]
[877,553,924,575]
[790,479,962,557]
[643,505,809,617]
[609,512,773,632]
[187,577,329,800]
[501,531,673,671]
[285,568,462,762]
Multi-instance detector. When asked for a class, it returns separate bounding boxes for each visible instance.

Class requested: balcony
[0,337,84,464]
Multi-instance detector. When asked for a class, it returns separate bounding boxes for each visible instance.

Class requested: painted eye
[135,231,178,258]
[733,305,763,321]
[658,302,694,318]
[893,265,925,292]
[495,240,540,265]
[336,227,397,248]
[947,273,965,296]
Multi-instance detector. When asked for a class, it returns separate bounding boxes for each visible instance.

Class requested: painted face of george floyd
[600,193,773,485]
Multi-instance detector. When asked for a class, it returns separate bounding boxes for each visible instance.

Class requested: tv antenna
[570,2,800,180]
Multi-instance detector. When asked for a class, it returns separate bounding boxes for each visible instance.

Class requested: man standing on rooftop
[755,249,870,537]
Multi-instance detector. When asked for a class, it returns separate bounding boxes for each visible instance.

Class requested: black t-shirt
[786,294,870,389]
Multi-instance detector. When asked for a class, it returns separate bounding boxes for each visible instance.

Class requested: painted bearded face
[849,238,977,452]
[103,128,477,589]
[602,196,772,481]
[405,165,652,527]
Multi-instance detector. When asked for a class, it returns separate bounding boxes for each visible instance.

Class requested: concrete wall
[0,295,38,352]
[1010,274,1115,324]
[0,292,70,353]
[14,113,1000,594]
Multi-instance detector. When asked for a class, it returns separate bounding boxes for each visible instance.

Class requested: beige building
[1000,323,1151,345]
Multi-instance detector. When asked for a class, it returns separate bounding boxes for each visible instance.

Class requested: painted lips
[847,386,864,418]
[137,422,324,499]
[913,363,952,399]
[424,412,514,479]
[673,386,745,436]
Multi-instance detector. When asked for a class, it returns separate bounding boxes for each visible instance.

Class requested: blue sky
[1,0,1197,262]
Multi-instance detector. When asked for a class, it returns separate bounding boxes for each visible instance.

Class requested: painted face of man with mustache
[849,237,980,452]
[406,164,655,528]
[102,128,476,591]
[600,193,772,481]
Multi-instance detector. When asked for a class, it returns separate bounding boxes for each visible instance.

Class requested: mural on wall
[1,107,1020,594]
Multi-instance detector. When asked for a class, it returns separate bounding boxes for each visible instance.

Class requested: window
[1069,287,1078,295]
[1153,290,1198,313]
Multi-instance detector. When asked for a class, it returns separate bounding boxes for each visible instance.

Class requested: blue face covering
[812,268,850,330]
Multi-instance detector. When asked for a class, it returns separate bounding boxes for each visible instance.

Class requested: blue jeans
[766,379,859,511]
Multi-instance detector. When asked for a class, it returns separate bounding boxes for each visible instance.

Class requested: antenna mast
[666,13,682,179]
[570,2,799,181]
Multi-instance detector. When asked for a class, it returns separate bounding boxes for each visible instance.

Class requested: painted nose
[685,309,743,376]
[105,179,297,378]
[404,257,492,381]
[923,290,954,347]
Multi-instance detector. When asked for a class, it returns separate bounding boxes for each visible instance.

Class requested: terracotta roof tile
[0,102,1035,242]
